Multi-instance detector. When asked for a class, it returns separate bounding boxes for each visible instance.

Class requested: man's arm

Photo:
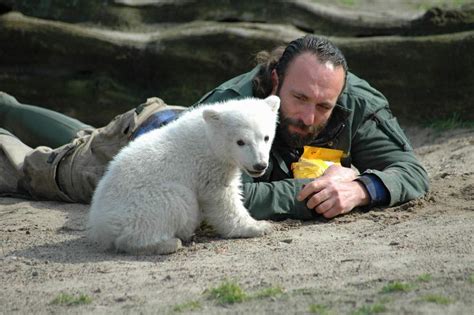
[350,106,430,207]
[242,178,316,220]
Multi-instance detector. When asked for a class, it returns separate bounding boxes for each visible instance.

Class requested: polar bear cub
[87,96,280,255]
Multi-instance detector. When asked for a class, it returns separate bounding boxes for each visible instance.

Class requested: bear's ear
[264,95,280,113]
[203,109,221,126]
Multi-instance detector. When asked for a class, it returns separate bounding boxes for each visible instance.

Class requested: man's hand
[297,165,370,219]
[321,164,358,182]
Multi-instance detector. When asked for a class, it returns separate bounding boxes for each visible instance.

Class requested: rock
[334,30,474,123]
[1,11,472,130]
[1,0,473,133]
[0,12,301,127]
[1,0,473,36]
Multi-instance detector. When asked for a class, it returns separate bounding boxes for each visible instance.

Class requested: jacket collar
[310,104,351,147]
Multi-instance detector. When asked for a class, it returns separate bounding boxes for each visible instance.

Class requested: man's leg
[20,97,186,203]
[0,129,32,172]
[0,91,92,148]
[0,128,33,197]
[0,91,91,198]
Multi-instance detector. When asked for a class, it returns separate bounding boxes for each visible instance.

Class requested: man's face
[272,52,345,148]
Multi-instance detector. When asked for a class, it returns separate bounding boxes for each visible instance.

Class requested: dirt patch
[1,127,473,314]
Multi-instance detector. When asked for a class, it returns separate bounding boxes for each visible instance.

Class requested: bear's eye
[264,135,269,142]
[236,140,245,146]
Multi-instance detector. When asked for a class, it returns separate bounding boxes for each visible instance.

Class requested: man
[0,35,429,220]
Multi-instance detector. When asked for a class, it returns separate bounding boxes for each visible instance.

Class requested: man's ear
[203,109,221,126]
[271,69,279,95]
[264,95,280,113]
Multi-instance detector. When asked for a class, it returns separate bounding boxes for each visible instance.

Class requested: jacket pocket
[376,117,413,152]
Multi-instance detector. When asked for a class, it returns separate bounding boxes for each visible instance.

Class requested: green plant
[339,0,356,6]
[416,0,467,11]
[206,281,287,304]
[207,281,247,304]
[252,286,284,299]
[173,300,202,312]
[309,303,330,314]
[417,273,432,282]
[426,113,474,131]
[51,293,92,306]
[469,274,474,284]
[352,303,386,315]
[420,294,452,305]
[381,281,412,293]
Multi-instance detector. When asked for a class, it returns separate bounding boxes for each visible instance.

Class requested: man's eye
[264,136,269,142]
[237,140,245,146]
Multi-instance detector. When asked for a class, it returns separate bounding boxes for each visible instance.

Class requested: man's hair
[252,35,348,98]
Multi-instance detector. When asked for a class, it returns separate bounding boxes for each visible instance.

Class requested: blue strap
[131,109,181,140]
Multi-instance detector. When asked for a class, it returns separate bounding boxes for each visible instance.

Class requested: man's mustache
[283,117,317,134]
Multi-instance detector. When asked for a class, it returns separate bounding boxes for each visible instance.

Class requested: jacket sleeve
[195,88,243,105]
[241,178,316,221]
[351,103,430,207]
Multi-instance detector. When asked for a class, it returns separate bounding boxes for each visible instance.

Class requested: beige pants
[20,98,186,203]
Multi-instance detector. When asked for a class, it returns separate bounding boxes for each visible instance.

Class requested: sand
[1,126,473,314]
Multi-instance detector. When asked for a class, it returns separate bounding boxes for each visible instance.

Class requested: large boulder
[0,12,302,126]
[336,31,474,123]
[1,0,473,36]
[0,1,472,126]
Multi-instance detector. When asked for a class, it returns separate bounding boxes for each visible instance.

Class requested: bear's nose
[253,163,268,172]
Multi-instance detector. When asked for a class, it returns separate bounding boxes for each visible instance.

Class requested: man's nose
[300,106,316,126]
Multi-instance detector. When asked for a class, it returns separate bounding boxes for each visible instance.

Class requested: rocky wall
[0,1,472,126]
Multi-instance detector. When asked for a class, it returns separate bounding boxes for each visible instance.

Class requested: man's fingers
[321,207,341,219]
[306,189,331,209]
[313,198,333,215]
[297,179,325,201]
[322,164,358,182]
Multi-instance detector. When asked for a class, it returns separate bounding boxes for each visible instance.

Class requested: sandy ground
[0,126,473,315]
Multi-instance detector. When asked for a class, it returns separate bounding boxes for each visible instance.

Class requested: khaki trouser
[20,97,186,203]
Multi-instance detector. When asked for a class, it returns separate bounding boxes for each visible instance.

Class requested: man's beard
[276,112,327,149]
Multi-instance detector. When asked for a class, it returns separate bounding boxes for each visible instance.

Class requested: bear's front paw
[238,220,273,238]
[255,220,273,235]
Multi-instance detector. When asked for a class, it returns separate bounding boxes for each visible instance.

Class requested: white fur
[87,96,280,255]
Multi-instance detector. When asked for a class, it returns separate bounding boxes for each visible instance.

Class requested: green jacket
[196,67,429,220]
